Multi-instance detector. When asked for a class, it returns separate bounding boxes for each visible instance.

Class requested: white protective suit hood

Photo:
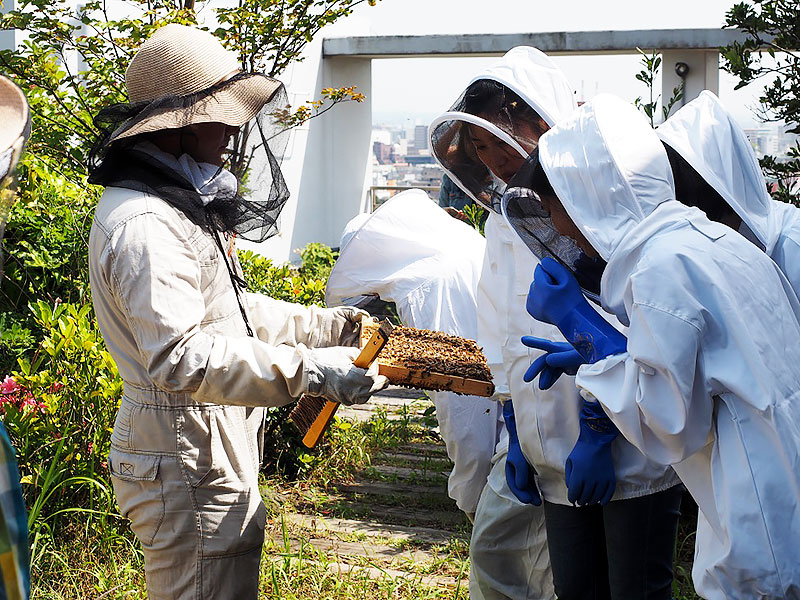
[429,46,576,213]
[538,93,676,266]
[656,90,782,254]
[326,189,485,313]
[326,190,498,515]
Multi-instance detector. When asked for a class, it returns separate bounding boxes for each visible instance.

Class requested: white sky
[324,0,773,129]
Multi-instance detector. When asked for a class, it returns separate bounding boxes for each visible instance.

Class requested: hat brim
[0,76,30,152]
[110,74,283,143]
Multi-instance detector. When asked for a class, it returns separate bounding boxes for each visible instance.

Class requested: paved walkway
[266,389,471,592]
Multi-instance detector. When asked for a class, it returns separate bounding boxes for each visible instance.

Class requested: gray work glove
[303,345,389,405]
[317,306,370,348]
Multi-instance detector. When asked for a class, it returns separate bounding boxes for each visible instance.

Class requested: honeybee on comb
[361,322,494,397]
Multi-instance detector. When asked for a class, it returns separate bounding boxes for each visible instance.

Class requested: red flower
[0,376,18,395]
[20,392,46,414]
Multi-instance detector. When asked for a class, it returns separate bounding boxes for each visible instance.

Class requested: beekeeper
[508,93,800,599]
[326,189,500,526]
[656,90,800,295]
[430,47,681,600]
[0,75,32,600]
[86,25,387,600]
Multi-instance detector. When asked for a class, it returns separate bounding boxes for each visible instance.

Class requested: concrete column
[239,36,325,263]
[0,0,18,51]
[287,55,372,256]
[243,42,372,263]
[661,49,719,121]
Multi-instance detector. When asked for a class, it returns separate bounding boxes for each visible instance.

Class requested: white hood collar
[656,90,781,253]
[538,93,676,262]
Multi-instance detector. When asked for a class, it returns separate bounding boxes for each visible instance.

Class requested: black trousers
[542,484,683,600]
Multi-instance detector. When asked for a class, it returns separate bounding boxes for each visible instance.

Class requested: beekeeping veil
[0,76,31,276]
[88,24,290,243]
[500,148,590,287]
[429,46,576,214]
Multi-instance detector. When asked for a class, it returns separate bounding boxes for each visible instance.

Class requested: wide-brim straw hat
[0,75,30,181]
[109,24,283,143]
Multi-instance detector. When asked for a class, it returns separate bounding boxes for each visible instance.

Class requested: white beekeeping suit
[657,90,800,296]
[538,93,800,599]
[326,189,500,515]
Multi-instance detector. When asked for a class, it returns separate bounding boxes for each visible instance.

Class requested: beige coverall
[89,186,360,599]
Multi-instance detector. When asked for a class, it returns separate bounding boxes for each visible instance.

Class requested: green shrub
[297,242,338,282]
[0,155,98,373]
[1,301,123,573]
[238,242,337,307]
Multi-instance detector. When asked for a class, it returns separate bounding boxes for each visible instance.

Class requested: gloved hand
[303,346,388,405]
[502,400,541,506]
[319,306,371,347]
[526,257,626,363]
[521,336,584,389]
[526,257,586,325]
[565,399,619,506]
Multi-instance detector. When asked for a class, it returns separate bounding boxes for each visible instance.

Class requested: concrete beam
[323,28,751,59]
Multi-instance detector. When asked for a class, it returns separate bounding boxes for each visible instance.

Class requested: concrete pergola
[256,28,750,261]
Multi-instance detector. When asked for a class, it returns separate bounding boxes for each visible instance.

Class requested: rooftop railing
[369,185,440,211]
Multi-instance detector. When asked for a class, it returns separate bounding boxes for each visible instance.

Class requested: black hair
[663,142,737,224]
[462,79,548,140]
[527,147,558,201]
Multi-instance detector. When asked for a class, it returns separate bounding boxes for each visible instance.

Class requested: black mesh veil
[429,79,545,214]
[88,73,290,243]
[501,149,605,298]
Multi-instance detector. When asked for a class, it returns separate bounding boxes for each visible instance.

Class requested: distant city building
[373,141,395,165]
[743,123,799,159]
[744,127,780,157]
[369,123,445,208]
[406,154,435,165]
[413,125,428,154]
[371,128,392,146]
[394,139,408,156]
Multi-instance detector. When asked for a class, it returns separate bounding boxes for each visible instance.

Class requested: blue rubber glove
[565,399,619,506]
[502,400,541,506]
[521,336,584,390]
[526,257,627,363]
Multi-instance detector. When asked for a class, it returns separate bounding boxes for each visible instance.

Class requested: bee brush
[290,319,393,449]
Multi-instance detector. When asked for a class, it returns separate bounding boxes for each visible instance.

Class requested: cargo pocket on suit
[108,449,164,547]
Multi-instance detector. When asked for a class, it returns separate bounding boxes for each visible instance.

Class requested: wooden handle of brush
[301,325,390,448]
[301,401,340,448]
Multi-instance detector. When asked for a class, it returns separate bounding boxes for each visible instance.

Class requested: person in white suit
[507,93,800,599]
[326,189,500,521]
[657,90,800,296]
